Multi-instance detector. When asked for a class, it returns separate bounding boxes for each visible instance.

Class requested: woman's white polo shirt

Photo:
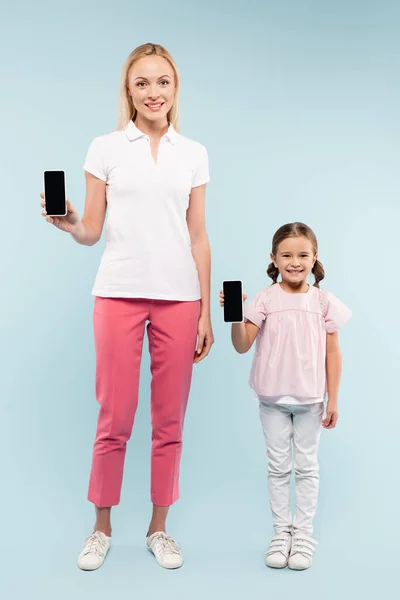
[83,121,209,300]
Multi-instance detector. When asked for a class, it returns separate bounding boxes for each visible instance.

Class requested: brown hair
[117,43,180,131]
[267,222,325,288]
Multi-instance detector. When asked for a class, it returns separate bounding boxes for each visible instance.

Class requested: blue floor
[2,535,393,600]
[2,409,397,600]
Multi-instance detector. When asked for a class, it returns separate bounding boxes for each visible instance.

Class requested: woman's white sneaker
[78,531,111,571]
[265,531,292,568]
[288,533,318,570]
[146,531,183,569]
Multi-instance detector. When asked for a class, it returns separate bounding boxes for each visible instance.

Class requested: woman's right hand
[219,291,248,307]
[40,192,80,233]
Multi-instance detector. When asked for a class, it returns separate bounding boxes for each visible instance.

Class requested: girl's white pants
[259,401,324,536]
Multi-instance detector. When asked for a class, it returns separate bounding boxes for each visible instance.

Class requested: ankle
[94,506,112,537]
[147,525,166,537]
[94,524,112,537]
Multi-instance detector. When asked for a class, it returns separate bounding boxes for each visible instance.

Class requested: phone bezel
[222,279,244,323]
[44,170,67,217]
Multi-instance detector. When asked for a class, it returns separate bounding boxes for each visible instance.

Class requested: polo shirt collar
[164,124,178,145]
[125,120,177,145]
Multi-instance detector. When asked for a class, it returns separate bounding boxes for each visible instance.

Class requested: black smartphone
[44,171,67,217]
[223,280,244,323]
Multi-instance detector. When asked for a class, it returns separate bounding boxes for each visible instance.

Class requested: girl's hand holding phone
[219,290,248,307]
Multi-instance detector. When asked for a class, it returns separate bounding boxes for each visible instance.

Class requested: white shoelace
[81,532,108,558]
[266,533,291,556]
[291,534,318,558]
[151,533,181,557]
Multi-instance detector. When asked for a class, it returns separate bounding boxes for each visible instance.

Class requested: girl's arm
[323,331,342,429]
[219,291,260,353]
[231,321,260,354]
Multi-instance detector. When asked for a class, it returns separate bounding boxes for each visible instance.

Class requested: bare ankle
[147,524,166,537]
[94,506,112,537]
[94,524,112,537]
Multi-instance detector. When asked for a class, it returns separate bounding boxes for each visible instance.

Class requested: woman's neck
[134,116,169,140]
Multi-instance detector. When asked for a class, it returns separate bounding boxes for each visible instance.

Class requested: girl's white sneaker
[288,533,318,570]
[265,531,292,568]
[146,531,183,569]
[78,531,111,571]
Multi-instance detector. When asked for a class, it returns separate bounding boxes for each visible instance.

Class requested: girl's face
[127,56,176,127]
[271,236,317,286]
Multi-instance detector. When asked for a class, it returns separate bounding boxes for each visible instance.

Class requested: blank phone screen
[223,280,243,322]
[44,171,66,216]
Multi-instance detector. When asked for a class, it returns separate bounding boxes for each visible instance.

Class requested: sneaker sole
[78,562,104,571]
[146,546,183,570]
[265,560,288,569]
[78,548,110,571]
[288,563,311,571]
[78,557,107,571]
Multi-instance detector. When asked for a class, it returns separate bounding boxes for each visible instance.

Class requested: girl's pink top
[244,283,352,398]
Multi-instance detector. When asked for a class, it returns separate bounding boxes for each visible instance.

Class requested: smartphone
[223,280,244,323]
[44,171,67,217]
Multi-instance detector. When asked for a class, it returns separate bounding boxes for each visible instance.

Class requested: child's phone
[223,280,244,323]
[44,171,67,217]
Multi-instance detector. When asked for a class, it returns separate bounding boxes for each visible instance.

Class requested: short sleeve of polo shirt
[83,137,108,182]
[244,288,269,328]
[191,145,210,188]
[321,290,352,333]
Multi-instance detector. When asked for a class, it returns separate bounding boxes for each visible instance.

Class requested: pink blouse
[244,283,352,399]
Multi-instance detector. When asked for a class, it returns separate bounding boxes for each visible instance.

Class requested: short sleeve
[321,290,352,333]
[191,145,210,188]
[83,137,108,182]
[244,288,270,328]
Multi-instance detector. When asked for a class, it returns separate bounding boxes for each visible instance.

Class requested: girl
[220,222,351,570]
[41,43,214,571]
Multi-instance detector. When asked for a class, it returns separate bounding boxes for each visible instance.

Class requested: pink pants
[88,297,200,508]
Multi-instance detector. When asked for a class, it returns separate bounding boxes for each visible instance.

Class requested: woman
[41,43,214,571]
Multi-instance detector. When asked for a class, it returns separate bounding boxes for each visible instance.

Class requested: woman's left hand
[194,315,214,363]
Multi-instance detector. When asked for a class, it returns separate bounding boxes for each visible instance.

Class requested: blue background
[0,0,399,598]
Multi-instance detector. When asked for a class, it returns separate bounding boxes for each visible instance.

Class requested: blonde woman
[41,43,214,571]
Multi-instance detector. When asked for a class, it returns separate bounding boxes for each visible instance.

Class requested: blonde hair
[117,43,180,131]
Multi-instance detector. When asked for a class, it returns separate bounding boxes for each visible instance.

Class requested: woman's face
[271,236,317,286]
[127,56,176,126]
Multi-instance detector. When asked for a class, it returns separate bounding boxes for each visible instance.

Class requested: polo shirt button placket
[146,136,157,172]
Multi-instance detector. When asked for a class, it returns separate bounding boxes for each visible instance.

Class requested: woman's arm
[187,184,210,316]
[323,331,342,429]
[70,172,107,246]
[186,183,214,362]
